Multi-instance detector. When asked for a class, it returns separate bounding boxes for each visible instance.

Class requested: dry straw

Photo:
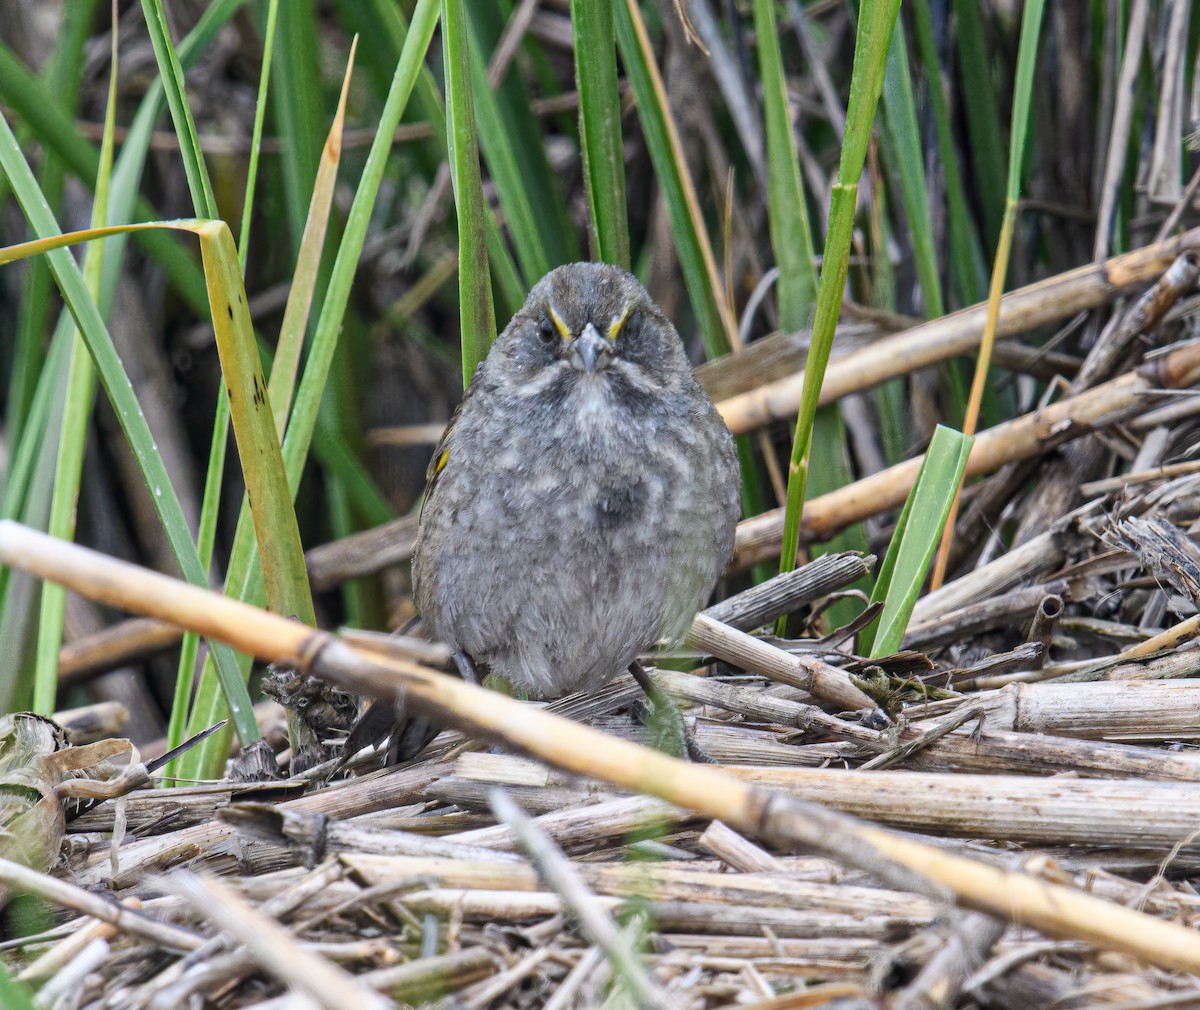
[5,519,1200,973]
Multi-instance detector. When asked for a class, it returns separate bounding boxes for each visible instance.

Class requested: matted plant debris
[7,1,1200,1008]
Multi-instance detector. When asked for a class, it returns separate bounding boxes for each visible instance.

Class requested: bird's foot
[453,650,484,686]
[627,661,716,764]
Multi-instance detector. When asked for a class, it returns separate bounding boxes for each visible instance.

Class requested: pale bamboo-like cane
[735,336,1200,564]
[715,225,1200,436]
[6,520,1200,974]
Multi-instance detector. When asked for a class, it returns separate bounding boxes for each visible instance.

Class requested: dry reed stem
[340,854,930,918]
[687,613,875,711]
[36,938,110,1010]
[57,617,182,684]
[716,225,1200,435]
[0,857,203,951]
[18,917,116,982]
[1101,613,1200,662]
[975,680,1200,740]
[7,524,1200,974]
[201,948,498,1009]
[893,912,1007,1010]
[910,531,1067,626]
[698,820,786,872]
[736,339,1200,564]
[133,859,351,1005]
[724,766,1200,847]
[1081,458,1200,494]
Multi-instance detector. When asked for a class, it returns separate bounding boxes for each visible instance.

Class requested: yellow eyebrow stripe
[607,305,632,341]
[547,305,572,340]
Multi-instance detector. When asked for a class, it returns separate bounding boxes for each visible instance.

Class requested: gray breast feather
[412,353,739,698]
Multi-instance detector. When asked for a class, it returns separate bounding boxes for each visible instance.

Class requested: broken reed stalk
[721,766,1200,847]
[687,612,874,711]
[6,521,1200,974]
[909,531,1065,625]
[0,857,203,951]
[973,680,1200,740]
[735,337,1200,565]
[715,225,1200,434]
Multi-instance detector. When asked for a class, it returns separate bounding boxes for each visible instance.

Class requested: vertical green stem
[443,0,497,386]
[572,0,630,268]
[777,0,901,585]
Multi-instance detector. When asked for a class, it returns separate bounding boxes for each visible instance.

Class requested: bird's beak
[569,322,612,374]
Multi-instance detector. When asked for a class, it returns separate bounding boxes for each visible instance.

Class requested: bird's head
[497,262,687,391]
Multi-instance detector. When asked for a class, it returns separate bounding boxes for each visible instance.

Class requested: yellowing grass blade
[0,216,317,708]
[0,110,258,744]
[270,36,358,434]
[193,220,314,625]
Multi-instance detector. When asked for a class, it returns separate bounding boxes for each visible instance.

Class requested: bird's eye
[621,310,643,342]
[538,317,557,344]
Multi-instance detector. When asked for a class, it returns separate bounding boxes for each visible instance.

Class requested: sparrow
[411,261,741,701]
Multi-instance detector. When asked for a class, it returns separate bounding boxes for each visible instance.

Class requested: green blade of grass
[333,0,445,174]
[877,19,967,438]
[168,0,282,773]
[237,0,279,267]
[311,422,396,526]
[332,0,526,320]
[137,0,227,652]
[80,0,251,768]
[444,0,498,382]
[31,5,118,716]
[484,210,528,321]
[265,7,348,545]
[180,0,441,779]
[777,0,902,580]
[269,41,358,434]
[5,0,97,452]
[195,220,315,625]
[753,0,817,325]
[0,4,243,319]
[571,0,630,268]
[756,0,858,614]
[880,19,944,320]
[0,128,258,744]
[953,0,1006,248]
[141,0,317,767]
[614,0,736,359]
[271,1,325,247]
[910,0,987,307]
[0,328,67,715]
[99,0,245,315]
[0,962,36,1010]
[139,0,218,218]
[470,3,579,271]
[808,405,871,630]
[860,425,974,657]
[466,19,549,284]
[0,327,71,527]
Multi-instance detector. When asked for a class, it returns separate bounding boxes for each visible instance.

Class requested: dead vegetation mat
[9,249,1200,1009]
